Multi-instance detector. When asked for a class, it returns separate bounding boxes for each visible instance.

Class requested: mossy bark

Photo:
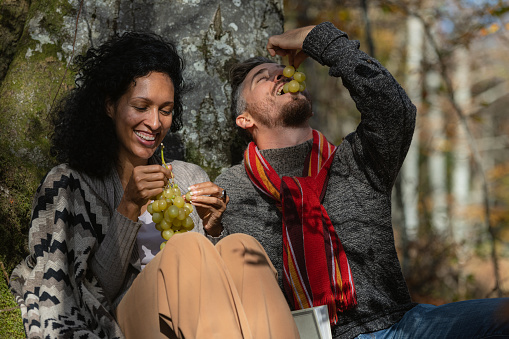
[0,0,76,270]
[0,0,30,82]
[0,0,284,270]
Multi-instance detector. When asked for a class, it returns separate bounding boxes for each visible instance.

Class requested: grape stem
[161,143,166,166]
[160,143,174,187]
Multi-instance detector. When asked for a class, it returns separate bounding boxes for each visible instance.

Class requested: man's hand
[266,25,315,68]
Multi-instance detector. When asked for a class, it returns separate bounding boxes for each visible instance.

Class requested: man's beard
[250,93,313,128]
[279,94,313,127]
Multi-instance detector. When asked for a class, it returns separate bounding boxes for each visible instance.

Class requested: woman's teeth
[135,131,155,141]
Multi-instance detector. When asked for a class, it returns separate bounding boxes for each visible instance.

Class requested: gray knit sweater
[215,22,417,339]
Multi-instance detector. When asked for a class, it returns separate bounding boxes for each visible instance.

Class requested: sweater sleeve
[89,210,142,304]
[303,22,417,191]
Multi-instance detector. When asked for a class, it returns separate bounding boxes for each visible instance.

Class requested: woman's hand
[188,182,229,237]
[266,25,315,68]
[118,164,173,221]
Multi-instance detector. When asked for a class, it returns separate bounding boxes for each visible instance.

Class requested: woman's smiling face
[107,71,174,168]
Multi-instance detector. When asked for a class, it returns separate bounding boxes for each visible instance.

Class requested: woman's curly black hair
[50,31,188,178]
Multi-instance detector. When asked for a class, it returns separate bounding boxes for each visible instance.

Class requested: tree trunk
[425,36,449,237]
[0,0,283,268]
[452,46,471,245]
[401,13,423,242]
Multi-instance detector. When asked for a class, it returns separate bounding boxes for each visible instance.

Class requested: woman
[10,32,299,338]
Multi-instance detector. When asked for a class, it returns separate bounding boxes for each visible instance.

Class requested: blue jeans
[355,298,509,339]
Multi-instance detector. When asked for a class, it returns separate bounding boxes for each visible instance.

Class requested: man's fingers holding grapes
[266,25,314,68]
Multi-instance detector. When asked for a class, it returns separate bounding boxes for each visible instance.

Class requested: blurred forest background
[1,0,508,337]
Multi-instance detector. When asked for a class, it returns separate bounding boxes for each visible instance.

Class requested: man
[211,22,509,338]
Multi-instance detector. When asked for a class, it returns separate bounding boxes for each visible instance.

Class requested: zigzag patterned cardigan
[10,164,125,338]
[10,160,208,338]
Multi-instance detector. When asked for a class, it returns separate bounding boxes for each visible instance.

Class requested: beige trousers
[116,232,300,339]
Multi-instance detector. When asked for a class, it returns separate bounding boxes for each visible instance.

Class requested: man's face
[241,63,312,128]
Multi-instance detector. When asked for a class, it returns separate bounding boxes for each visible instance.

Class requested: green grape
[288,80,300,93]
[154,144,197,246]
[158,199,168,211]
[151,200,159,212]
[283,65,295,78]
[173,196,185,208]
[163,208,173,222]
[182,216,194,231]
[167,205,179,219]
[177,208,186,221]
[162,229,175,241]
[152,212,163,224]
[299,81,307,91]
[160,219,171,230]
[184,203,193,216]
[173,186,182,197]
[163,188,173,199]
[293,71,306,82]
[282,66,307,93]
[152,201,162,213]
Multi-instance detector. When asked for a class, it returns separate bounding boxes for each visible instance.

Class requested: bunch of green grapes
[282,65,306,93]
[147,145,195,250]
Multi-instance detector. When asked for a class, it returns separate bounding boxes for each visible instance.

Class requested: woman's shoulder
[38,163,107,196]
[170,160,210,187]
[35,163,114,218]
[39,164,83,187]
[169,159,202,170]
[170,160,209,175]
[32,164,93,212]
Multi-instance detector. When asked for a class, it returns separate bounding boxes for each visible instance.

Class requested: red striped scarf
[244,130,357,324]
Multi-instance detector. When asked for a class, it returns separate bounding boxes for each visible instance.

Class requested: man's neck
[253,126,313,150]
